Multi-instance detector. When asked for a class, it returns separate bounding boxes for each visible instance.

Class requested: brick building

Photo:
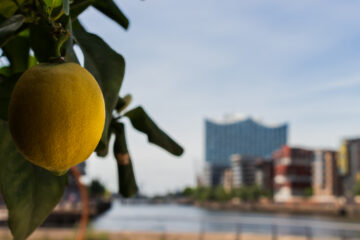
[273,145,313,202]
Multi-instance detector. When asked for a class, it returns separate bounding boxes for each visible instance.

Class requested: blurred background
[85,0,360,196]
[4,0,360,239]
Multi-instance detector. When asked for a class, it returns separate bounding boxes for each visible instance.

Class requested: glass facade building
[205,118,288,167]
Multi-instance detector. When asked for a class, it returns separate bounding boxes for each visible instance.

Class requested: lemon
[8,62,105,174]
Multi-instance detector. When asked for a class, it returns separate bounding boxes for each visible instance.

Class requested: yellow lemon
[8,62,105,174]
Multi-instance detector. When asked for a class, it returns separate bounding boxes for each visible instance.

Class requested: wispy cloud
[321,76,360,90]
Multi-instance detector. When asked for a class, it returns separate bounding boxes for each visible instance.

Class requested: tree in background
[88,179,106,198]
[304,187,313,198]
[183,186,271,203]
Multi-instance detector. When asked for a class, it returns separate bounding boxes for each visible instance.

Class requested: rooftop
[206,113,286,128]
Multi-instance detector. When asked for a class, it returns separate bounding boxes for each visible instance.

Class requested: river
[92,200,360,238]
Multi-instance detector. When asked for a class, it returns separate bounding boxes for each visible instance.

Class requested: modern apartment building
[230,154,256,187]
[273,145,313,202]
[202,163,228,186]
[313,150,340,202]
[255,158,274,192]
[221,169,234,191]
[338,138,360,199]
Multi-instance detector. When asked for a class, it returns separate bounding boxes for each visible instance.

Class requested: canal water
[92,200,360,238]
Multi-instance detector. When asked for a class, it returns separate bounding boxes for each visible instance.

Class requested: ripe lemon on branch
[8,62,105,175]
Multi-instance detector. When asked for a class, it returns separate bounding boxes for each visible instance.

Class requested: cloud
[320,76,360,90]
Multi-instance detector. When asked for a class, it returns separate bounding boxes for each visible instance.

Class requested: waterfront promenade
[0,228,345,240]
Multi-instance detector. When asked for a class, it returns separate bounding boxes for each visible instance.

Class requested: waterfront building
[273,145,313,202]
[202,163,228,186]
[338,141,349,176]
[205,116,288,165]
[204,115,288,186]
[338,138,360,199]
[313,150,341,202]
[254,158,274,192]
[221,169,234,191]
[230,154,256,187]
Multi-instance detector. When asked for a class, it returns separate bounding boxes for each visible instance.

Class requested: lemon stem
[53,33,70,59]
[52,8,64,21]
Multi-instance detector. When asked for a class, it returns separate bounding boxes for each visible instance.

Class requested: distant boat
[0,198,112,227]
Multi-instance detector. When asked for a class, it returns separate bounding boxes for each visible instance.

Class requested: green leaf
[63,0,70,15]
[115,94,132,113]
[70,0,94,19]
[3,34,30,73]
[0,0,17,18]
[0,121,67,240]
[73,22,125,157]
[0,74,20,120]
[0,66,11,76]
[42,0,63,8]
[28,55,38,68]
[0,0,25,18]
[0,14,25,48]
[125,106,184,156]
[93,0,129,30]
[113,122,138,197]
[95,123,112,157]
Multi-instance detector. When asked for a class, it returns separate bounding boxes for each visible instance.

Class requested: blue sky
[81,0,360,195]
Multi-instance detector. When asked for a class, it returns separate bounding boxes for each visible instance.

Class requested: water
[92,200,360,238]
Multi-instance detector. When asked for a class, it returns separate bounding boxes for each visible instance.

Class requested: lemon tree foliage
[113,122,138,198]
[0,1,184,239]
[125,107,184,156]
[0,74,18,120]
[72,22,125,156]
[3,31,30,73]
[0,15,25,47]
[0,121,67,240]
